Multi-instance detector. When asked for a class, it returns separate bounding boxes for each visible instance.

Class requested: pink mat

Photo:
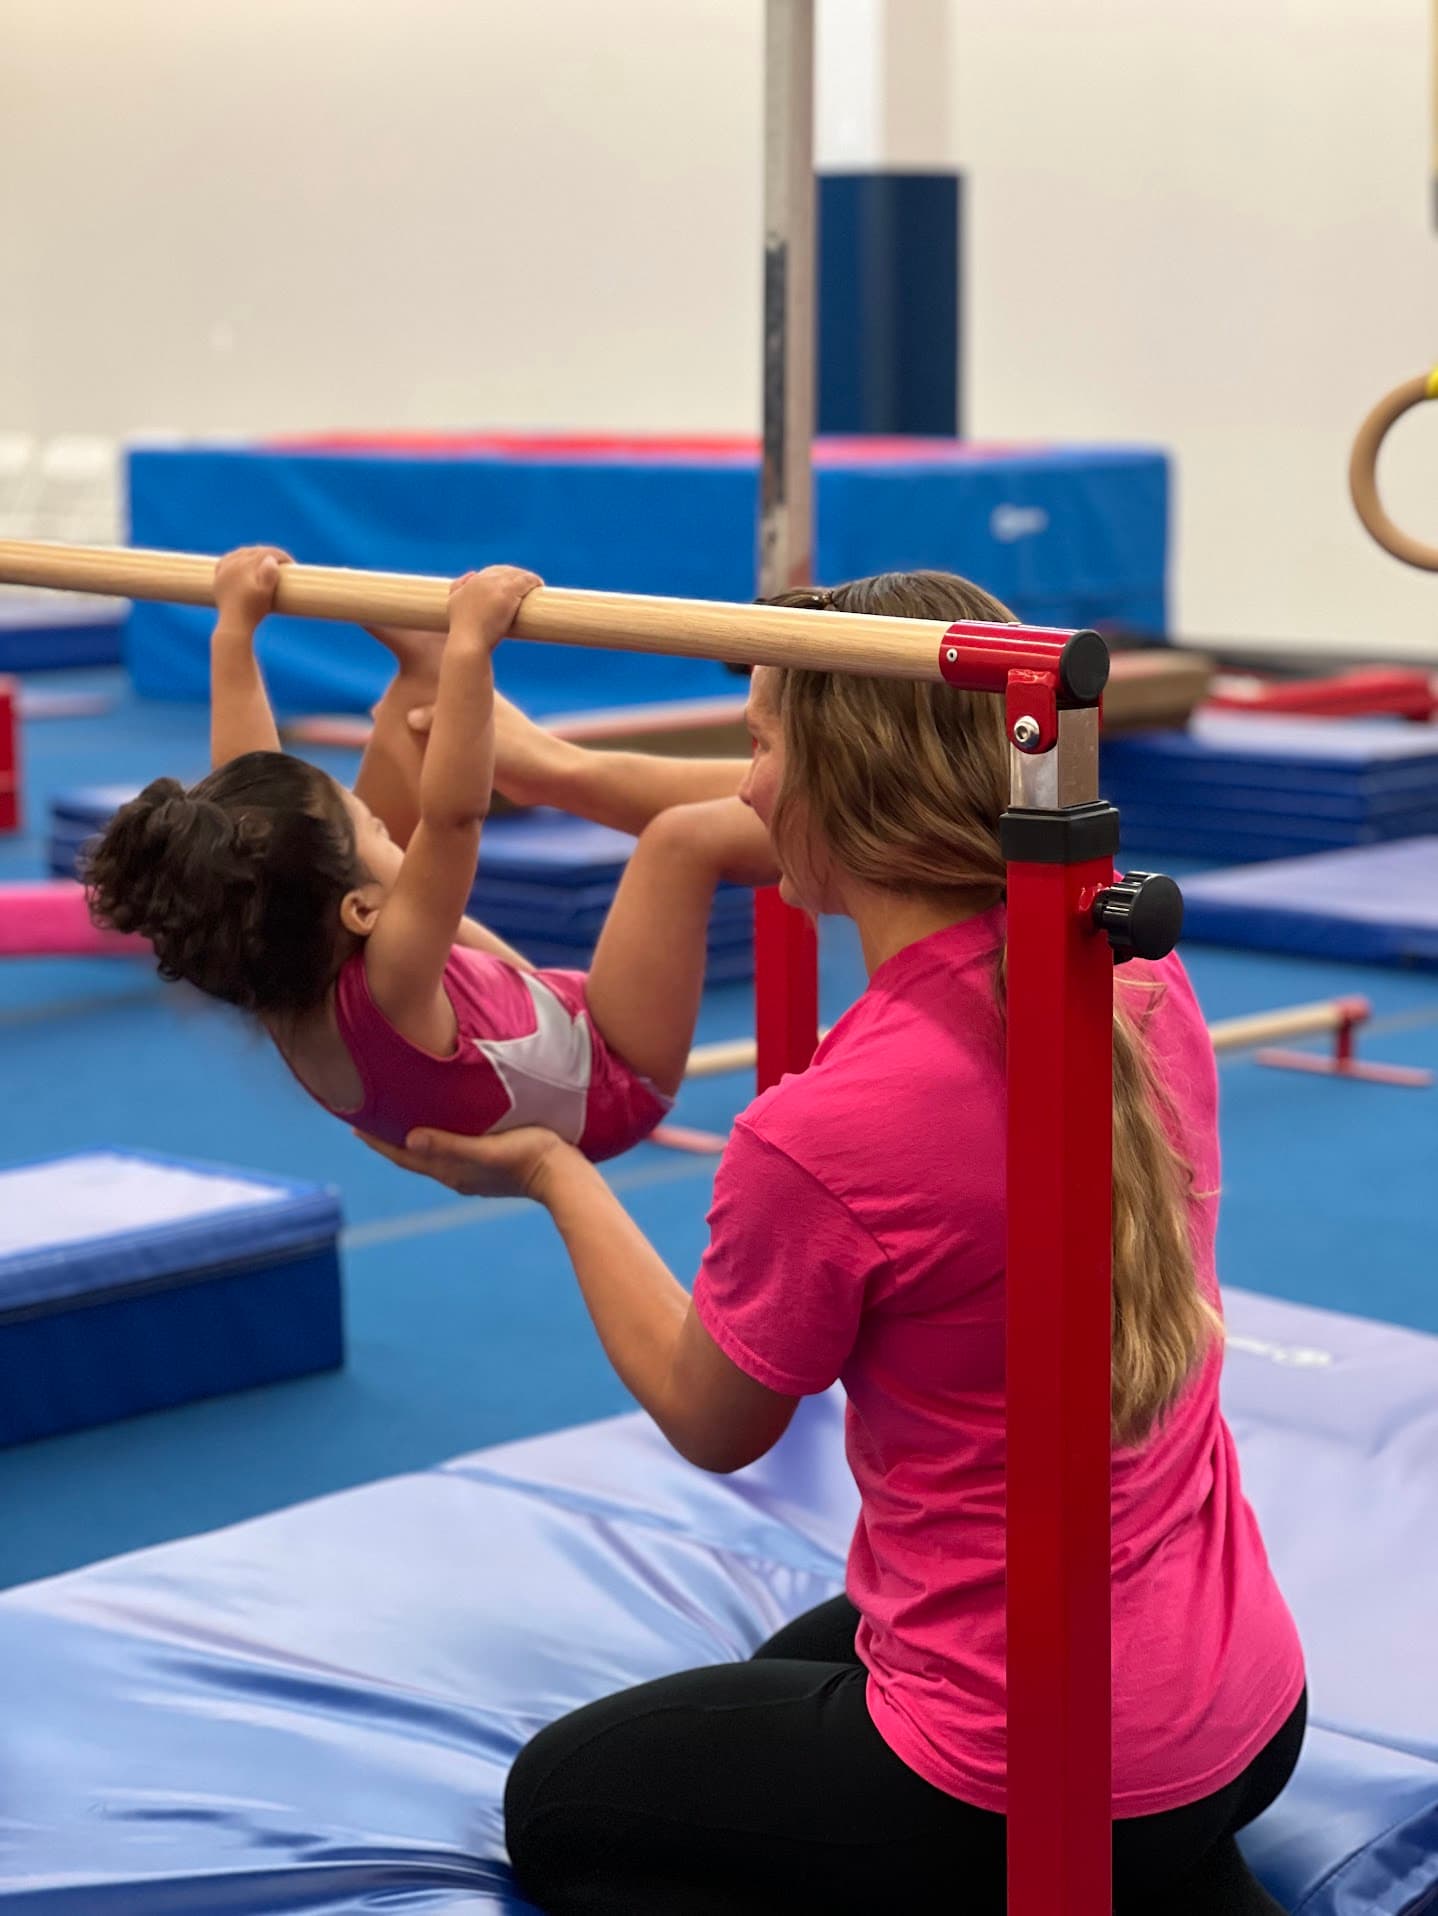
[0,882,143,958]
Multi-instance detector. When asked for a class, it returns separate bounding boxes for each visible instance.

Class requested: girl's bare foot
[364,622,447,677]
[494,693,583,805]
[407,689,580,809]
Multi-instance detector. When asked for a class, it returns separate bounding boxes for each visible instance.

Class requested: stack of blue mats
[1180,836,1438,965]
[1102,714,1438,864]
[0,1287,1433,1912]
[470,810,754,980]
[0,1150,343,1446]
[0,593,125,673]
[47,785,145,879]
[48,790,754,980]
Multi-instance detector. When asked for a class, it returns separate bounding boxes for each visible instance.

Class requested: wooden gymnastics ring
[1349,370,1438,570]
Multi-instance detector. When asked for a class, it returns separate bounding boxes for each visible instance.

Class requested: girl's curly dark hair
[84,751,368,1018]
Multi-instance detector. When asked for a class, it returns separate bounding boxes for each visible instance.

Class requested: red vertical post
[1004,848,1115,1916]
[1334,1002,1359,1067]
[0,676,20,834]
[753,885,819,1093]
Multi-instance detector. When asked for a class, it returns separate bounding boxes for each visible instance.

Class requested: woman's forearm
[532,1148,691,1423]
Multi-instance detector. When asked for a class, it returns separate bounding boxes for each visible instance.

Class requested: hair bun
[133,775,187,817]
[86,750,364,1019]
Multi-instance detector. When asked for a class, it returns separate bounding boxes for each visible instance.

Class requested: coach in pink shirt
[368,571,1306,1915]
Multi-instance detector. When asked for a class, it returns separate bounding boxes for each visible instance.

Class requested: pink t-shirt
[693,906,1304,1817]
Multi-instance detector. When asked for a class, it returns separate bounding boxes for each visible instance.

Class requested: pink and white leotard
[304,947,671,1161]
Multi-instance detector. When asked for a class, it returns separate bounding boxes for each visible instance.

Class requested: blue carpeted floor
[2,671,1436,1591]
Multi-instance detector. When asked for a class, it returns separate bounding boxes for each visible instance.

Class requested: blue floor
[2,672,1436,1591]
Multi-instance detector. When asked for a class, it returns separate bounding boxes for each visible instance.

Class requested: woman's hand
[447,565,543,652]
[356,1122,571,1201]
[213,546,291,633]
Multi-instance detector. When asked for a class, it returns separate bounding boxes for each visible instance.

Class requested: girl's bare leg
[351,625,446,849]
[489,693,749,837]
[584,798,780,1097]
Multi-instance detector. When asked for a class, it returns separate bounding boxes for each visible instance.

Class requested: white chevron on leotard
[471,972,594,1145]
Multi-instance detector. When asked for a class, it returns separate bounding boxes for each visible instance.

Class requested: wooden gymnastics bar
[686,995,1377,1080]
[0,539,1004,682]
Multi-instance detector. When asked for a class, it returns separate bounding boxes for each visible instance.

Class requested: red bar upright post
[0,676,20,834]
[753,886,819,1093]
[1003,839,1115,1914]
[938,620,1165,1916]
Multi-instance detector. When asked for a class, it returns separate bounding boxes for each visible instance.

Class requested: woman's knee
[504,1722,574,1904]
[504,1717,571,1847]
[504,1692,649,1906]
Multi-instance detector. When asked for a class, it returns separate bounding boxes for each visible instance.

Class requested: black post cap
[1058,629,1110,705]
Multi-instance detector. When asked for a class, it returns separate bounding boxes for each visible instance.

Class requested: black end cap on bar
[1058,629,1110,705]
[1000,800,1121,866]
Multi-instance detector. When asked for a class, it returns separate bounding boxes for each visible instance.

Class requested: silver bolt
[944,646,959,664]
[1012,715,1041,749]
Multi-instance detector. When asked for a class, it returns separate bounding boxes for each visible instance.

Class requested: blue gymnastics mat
[1103,715,1438,864]
[123,435,1169,715]
[0,1151,343,1445]
[469,810,753,973]
[0,1288,1432,1913]
[1180,837,1438,966]
[0,595,124,672]
[47,783,153,878]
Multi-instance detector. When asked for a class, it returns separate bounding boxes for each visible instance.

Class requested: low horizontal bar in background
[286,695,751,755]
[685,996,1373,1080]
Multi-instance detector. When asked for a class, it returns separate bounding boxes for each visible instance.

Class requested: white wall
[5,0,1438,654]
[955,0,1438,656]
[0,0,762,437]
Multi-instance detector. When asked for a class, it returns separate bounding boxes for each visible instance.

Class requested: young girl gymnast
[86,547,775,1157]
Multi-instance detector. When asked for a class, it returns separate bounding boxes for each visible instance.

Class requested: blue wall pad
[0,1288,1431,1913]
[818,172,961,436]
[1180,837,1438,966]
[1104,715,1438,864]
[125,437,1170,714]
[0,1151,343,1445]
[0,598,125,672]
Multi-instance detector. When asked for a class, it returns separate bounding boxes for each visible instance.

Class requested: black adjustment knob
[1093,871,1184,964]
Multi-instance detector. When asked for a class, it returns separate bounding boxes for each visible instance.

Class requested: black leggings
[505,1595,1306,1915]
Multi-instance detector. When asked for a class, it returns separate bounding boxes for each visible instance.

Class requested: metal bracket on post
[1005,668,1059,757]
